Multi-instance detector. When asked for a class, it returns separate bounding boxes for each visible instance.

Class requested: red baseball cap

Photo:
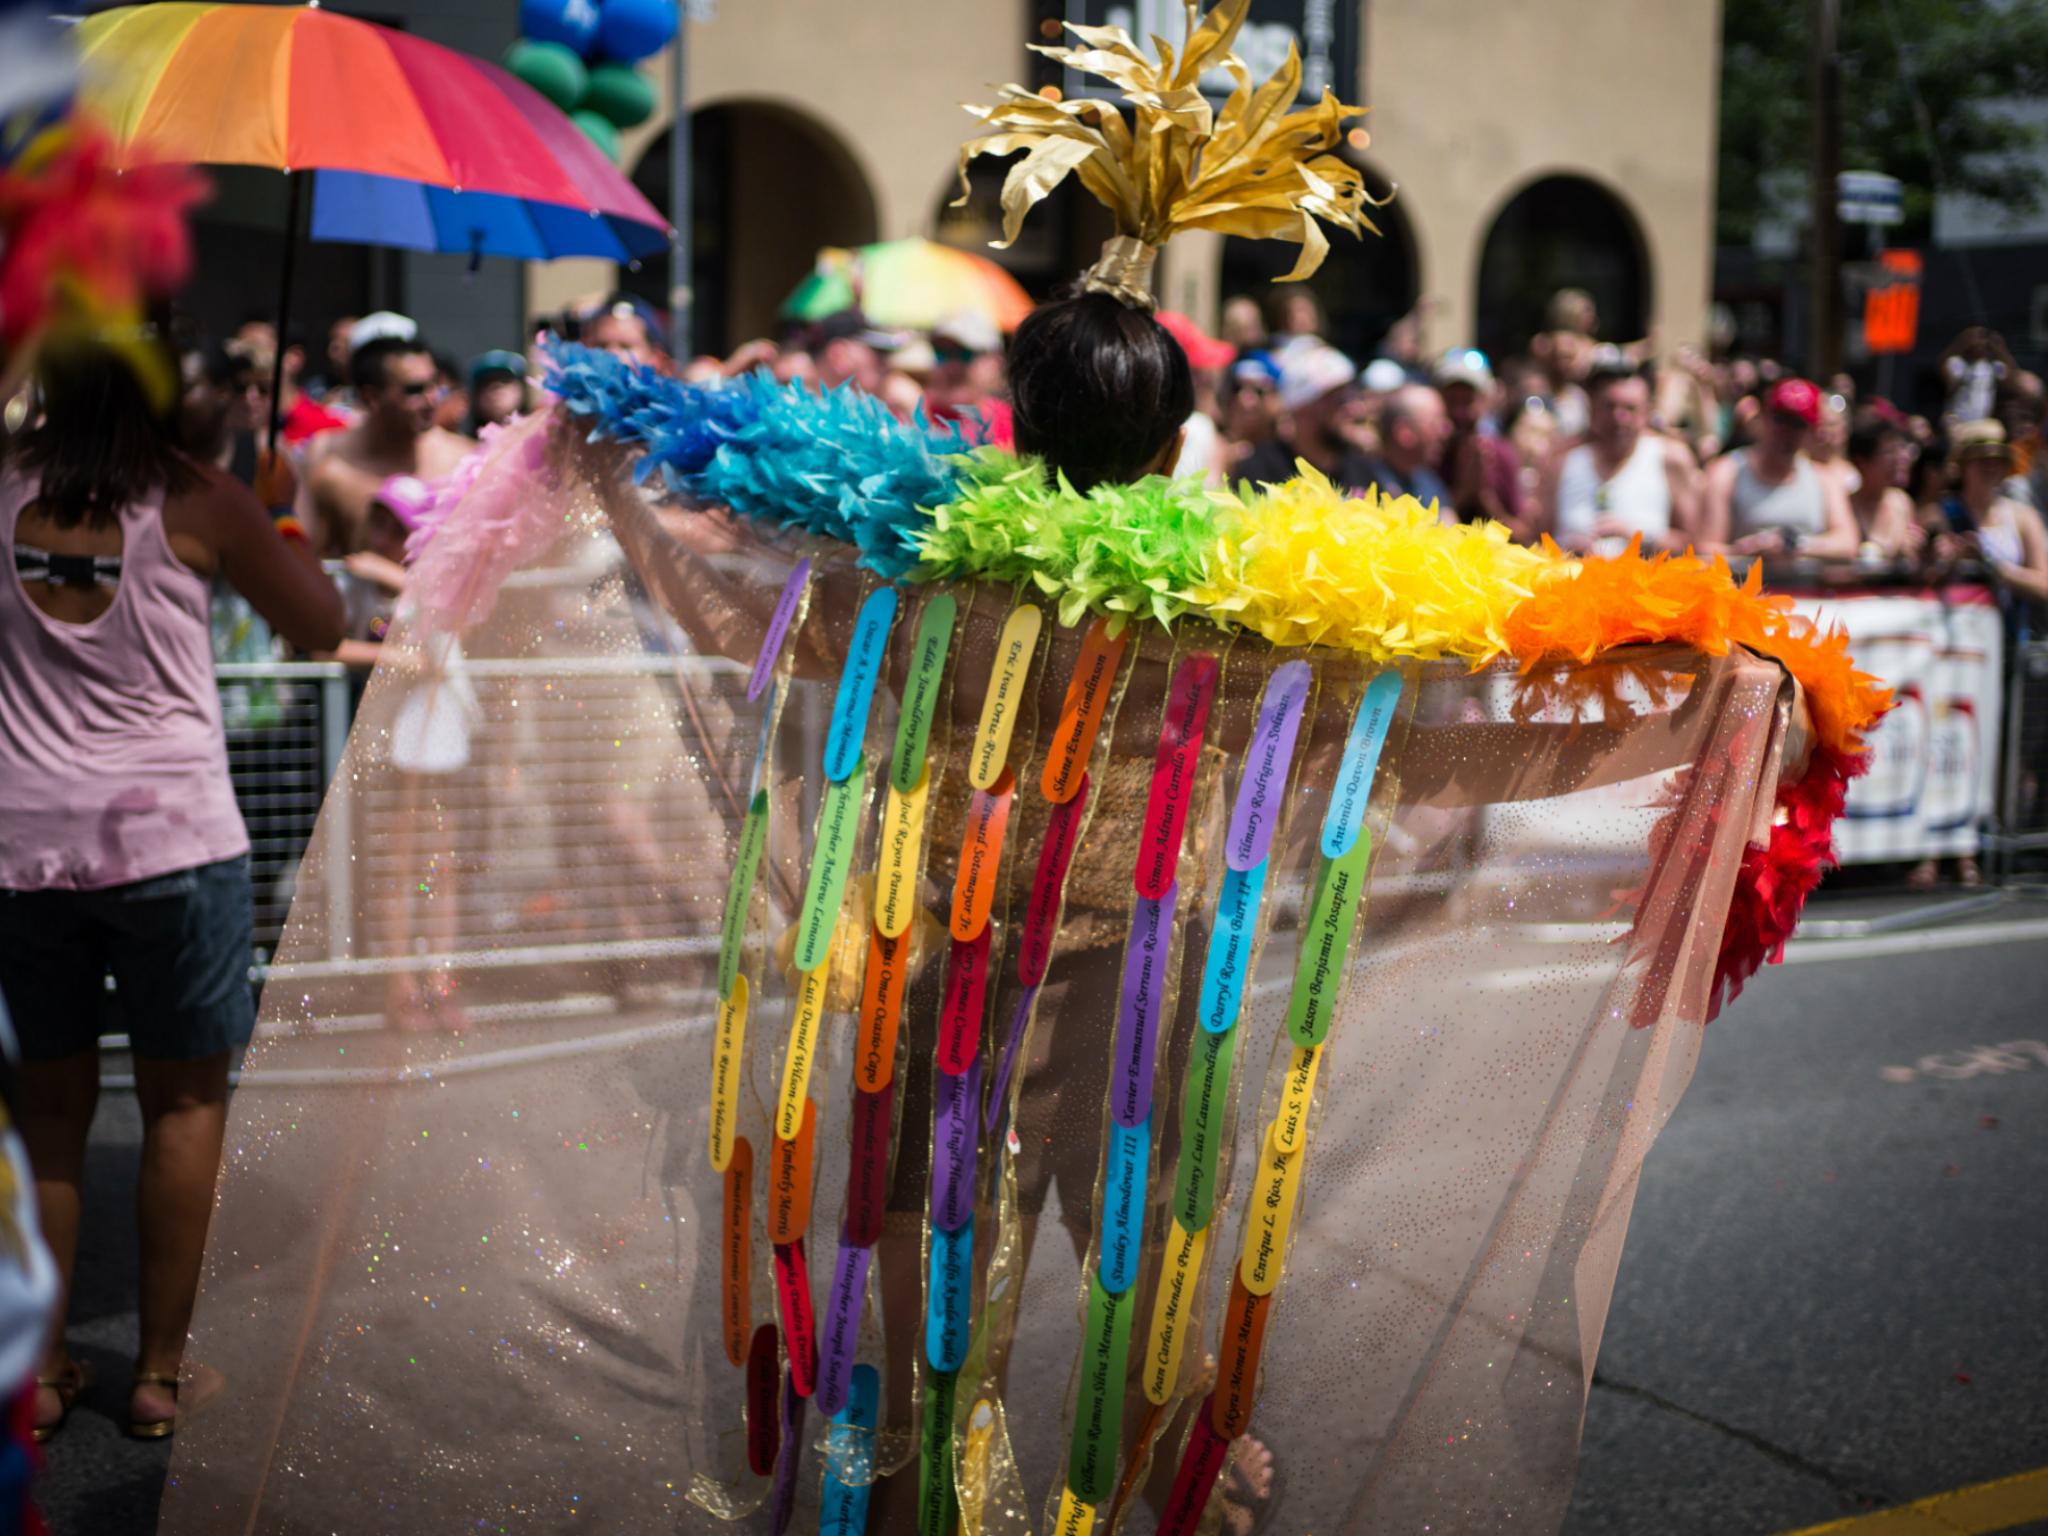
[1766,377,1822,427]
[1154,310,1236,371]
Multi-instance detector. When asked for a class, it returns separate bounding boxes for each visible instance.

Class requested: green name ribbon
[1284,831,1374,1048]
[1067,1275,1134,1504]
[1173,1022,1236,1231]
[716,789,770,1002]
[794,757,867,974]
[920,1366,959,1536]
[893,593,956,793]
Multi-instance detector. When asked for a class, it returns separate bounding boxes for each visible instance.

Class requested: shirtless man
[302,336,474,556]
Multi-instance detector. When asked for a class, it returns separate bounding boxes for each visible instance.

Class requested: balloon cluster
[503,0,676,161]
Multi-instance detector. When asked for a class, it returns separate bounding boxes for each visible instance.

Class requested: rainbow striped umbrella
[781,240,1036,334]
[75,2,668,263]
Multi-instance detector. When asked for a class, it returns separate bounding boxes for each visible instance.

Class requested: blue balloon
[519,0,601,57]
[597,0,678,64]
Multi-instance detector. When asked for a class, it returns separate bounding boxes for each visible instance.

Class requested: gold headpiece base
[1079,236,1160,310]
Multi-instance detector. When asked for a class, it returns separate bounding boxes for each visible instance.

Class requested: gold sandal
[32,1360,89,1444]
[128,1370,180,1441]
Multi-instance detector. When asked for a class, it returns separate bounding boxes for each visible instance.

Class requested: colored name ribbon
[746,1321,782,1476]
[1067,1274,1134,1503]
[855,925,910,1094]
[709,975,748,1173]
[1111,883,1179,1129]
[1099,1115,1150,1295]
[772,1239,818,1398]
[1270,1045,1320,1157]
[931,1056,984,1233]
[1019,775,1089,987]
[970,603,1043,790]
[926,1216,973,1372]
[816,1240,871,1418]
[1195,861,1266,1036]
[824,586,898,783]
[1142,1217,1208,1406]
[936,927,991,1076]
[892,593,956,792]
[984,984,1037,1133]
[776,964,829,1143]
[1052,1487,1097,1536]
[843,1082,893,1248]
[771,1373,805,1536]
[1321,669,1404,859]
[1157,1409,1231,1536]
[1173,1024,1235,1232]
[1284,830,1373,1048]
[722,1137,753,1369]
[1210,1273,1271,1440]
[1041,618,1127,804]
[1133,652,1218,899]
[794,757,867,974]
[920,1368,959,1536]
[747,679,778,798]
[1239,1136,1305,1297]
[768,1098,816,1245]
[717,788,769,1001]
[1226,659,1312,870]
[821,1364,879,1536]
[746,559,810,703]
[959,1399,999,1536]
[949,767,1016,943]
[876,767,930,941]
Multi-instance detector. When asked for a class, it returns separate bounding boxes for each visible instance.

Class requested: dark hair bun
[1008,293,1194,491]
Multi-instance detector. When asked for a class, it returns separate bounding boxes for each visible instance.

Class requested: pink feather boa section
[402,412,558,634]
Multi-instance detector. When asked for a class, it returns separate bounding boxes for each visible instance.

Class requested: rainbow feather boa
[545,344,1892,1005]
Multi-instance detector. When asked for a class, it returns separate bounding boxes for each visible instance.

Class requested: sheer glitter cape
[159,418,1798,1536]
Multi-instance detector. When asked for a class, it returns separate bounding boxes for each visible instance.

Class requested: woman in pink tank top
[1,340,342,1443]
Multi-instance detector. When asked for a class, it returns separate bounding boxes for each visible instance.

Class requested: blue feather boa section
[545,342,966,579]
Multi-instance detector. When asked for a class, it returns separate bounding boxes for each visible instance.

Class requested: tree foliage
[1719,0,2048,245]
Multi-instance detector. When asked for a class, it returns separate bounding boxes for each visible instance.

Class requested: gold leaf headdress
[956,0,1387,309]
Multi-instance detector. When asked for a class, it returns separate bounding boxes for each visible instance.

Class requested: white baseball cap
[349,311,419,352]
[1277,344,1358,412]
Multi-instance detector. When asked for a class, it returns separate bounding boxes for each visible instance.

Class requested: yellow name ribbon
[1270,1044,1320,1156]
[709,975,748,1173]
[875,765,930,940]
[1142,1218,1208,1406]
[775,963,830,1143]
[970,604,1042,790]
[1052,1487,1096,1536]
[1239,1135,1305,1297]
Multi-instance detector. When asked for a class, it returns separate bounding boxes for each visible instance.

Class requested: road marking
[1776,916,2048,966]
[1775,1463,2048,1533]
[1878,1041,2048,1085]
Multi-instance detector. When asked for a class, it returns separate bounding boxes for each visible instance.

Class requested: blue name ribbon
[821,1363,879,1536]
[926,1216,973,1372]
[824,586,899,783]
[1196,861,1267,1035]
[1098,1116,1150,1295]
[1322,670,1405,859]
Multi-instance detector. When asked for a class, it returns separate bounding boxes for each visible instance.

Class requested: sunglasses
[396,380,442,399]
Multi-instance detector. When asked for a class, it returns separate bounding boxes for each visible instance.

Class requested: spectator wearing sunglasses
[301,330,475,558]
[1701,377,1859,559]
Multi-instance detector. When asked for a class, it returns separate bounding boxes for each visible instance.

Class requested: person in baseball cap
[1704,375,1859,558]
[1238,343,1385,494]
[1765,377,1822,428]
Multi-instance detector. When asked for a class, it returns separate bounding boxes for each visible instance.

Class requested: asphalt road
[29,896,2048,1536]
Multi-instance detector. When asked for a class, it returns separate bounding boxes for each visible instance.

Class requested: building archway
[1475,174,1649,363]
[624,99,879,357]
[1217,161,1414,359]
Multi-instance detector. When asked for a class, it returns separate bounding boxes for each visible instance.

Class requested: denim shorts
[0,854,256,1063]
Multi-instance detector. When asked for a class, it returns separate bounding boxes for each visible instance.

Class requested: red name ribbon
[1020,775,1090,987]
[722,1136,753,1368]
[844,1082,893,1248]
[772,1239,818,1399]
[1158,1406,1233,1536]
[1134,653,1218,899]
[746,1322,782,1474]
[937,927,992,1076]
[1211,1272,1271,1439]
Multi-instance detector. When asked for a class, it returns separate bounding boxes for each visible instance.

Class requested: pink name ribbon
[1133,653,1218,899]
[1019,776,1090,987]
[772,1239,818,1398]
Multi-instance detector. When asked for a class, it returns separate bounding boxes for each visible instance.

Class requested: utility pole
[1809,0,1843,380]
[667,10,692,361]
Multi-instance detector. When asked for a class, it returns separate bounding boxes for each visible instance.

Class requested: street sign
[1838,170,1904,227]
[1061,0,1357,109]
[1862,248,1921,355]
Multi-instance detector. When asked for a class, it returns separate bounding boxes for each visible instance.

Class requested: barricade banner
[1794,588,2002,862]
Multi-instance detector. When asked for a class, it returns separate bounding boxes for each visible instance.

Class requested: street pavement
[29,895,2048,1535]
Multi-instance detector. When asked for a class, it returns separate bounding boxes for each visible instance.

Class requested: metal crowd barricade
[1989,634,2048,881]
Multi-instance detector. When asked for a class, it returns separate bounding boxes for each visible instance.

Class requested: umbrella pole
[266,169,304,456]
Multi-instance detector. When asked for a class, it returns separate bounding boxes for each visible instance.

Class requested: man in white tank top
[1537,357,1702,554]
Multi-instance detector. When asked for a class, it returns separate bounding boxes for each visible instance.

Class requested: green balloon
[581,62,657,129]
[571,108,621,160]
[504,39,587,112]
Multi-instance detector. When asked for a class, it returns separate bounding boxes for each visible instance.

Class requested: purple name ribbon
[985,986,1037,1133]
[1226,660,1311,871]
[747,559,811,703]
[931,1055,983,1232]
[815,1241,871,1417]
[1112,883,1179,1129]
[771,1371,805,1536]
